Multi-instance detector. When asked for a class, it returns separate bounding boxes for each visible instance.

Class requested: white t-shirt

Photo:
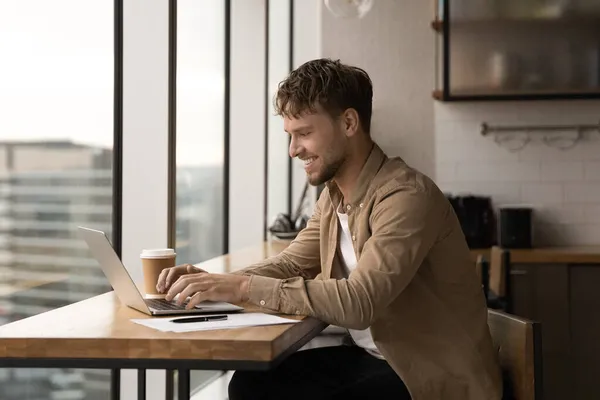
[337,206,385,360]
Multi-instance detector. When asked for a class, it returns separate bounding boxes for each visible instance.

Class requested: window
[175,0,226,265]
[0,1,116,398]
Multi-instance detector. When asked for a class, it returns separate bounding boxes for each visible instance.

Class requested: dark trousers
[228,345,411,400]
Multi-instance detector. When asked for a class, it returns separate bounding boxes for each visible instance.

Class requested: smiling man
[157,58,502,400]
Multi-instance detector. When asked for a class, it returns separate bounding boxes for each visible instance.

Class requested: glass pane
[448,0,600,96]
[175,2,225,268]
[0,1,114,398]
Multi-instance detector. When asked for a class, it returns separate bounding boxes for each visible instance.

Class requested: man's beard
[307,156,345,186]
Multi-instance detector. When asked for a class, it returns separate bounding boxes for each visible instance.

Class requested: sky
[0,0,226,167]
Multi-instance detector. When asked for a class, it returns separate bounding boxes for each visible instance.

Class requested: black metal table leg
[138,369,146,400]
[111,369,120,400]
[178,369,190,400]
[166,369,175,400]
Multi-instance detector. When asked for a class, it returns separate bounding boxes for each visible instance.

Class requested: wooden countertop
[248,238,600,266]
[471,247,600,265]
[265,238,600,265]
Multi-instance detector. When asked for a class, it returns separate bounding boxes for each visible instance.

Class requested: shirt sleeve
[245,184,443,330]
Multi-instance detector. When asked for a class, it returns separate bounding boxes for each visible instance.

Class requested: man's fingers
[164,267,182,289]
[176,283,203,305]
[165,275,189,301]
[186,290,211,309]
[166,268,193,296]
[160,264,206,293]
[157,267,180,293]
[165,273,210,302]
[156,269,169,293]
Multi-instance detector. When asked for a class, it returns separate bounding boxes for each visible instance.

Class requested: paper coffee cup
[140,248,176,297]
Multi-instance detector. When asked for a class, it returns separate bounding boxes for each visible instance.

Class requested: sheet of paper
[131,312,300,333]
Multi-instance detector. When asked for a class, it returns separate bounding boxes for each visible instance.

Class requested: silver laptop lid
[78,226,151,315]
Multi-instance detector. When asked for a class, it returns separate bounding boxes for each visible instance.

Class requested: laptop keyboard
[145,298,189,311]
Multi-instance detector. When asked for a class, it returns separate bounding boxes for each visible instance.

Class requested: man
[157,58,502,400]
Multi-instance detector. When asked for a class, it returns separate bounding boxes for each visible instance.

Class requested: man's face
[284,109,348,186]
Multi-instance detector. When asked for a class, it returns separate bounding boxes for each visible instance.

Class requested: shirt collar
[326,143,387,208]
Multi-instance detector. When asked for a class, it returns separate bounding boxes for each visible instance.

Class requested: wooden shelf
[431,15,600,33]
[432,11,600,102]
[453,86,600,96]
[432,88,600,101]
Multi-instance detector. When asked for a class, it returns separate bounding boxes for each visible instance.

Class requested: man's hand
[164,273,251,309]
[156,263,207,294]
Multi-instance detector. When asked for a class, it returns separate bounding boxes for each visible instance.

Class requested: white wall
[229,0,267,251]
[122,0,170,398]
[320,0,436,178]
[435,101,600,246]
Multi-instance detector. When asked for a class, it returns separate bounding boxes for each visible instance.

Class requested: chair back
[487,309,543,400]
[489,246,509,298]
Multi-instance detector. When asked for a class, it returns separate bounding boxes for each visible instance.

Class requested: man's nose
[289,137,301,159]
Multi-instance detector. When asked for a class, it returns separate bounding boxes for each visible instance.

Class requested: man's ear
[342,108,360,137]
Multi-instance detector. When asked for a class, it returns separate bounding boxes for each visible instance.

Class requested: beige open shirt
[233,144,503,399]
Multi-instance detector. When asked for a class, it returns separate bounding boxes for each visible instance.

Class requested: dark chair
[487,309,543,400]
[487,246,511,313]
[475,254,490,299]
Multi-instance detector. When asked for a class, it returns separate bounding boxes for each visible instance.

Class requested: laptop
[78,226,244,316]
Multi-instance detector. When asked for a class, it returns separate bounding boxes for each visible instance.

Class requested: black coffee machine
[446,194,495,249]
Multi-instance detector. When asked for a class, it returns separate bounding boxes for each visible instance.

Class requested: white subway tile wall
[585,161,600,181]
[434,100,600,246]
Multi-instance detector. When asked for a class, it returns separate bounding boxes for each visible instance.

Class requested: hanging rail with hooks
[480,121,600,136]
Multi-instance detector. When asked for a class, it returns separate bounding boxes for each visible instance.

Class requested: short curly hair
[274,58,373,134]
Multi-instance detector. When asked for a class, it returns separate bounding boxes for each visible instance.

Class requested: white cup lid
[140,248,176,258]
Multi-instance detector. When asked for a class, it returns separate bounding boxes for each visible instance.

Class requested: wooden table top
[470,246,600,264]
[0,292,325,363]
[0,239,326,367]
